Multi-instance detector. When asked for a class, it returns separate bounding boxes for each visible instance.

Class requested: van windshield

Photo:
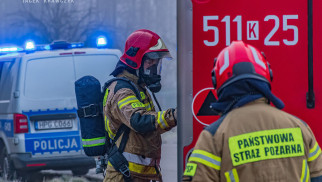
[24,54,118,99]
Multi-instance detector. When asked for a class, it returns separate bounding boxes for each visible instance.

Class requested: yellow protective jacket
[183,98,322,182]
[103,70,177,182]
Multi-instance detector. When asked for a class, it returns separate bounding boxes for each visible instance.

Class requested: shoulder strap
[102,77,142,102]
[112,124,131,153]
[78,77,142,118]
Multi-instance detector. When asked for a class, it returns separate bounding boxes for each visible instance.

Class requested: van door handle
[14,91,20,98]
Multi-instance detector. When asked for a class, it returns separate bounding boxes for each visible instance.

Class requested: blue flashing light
[0,40,86,55]
[44,45,51,50]
[0,46,23,53]
[36,44,51,51]
[97,36,107,47]
[70,42,84,48]
[25,41,35,51]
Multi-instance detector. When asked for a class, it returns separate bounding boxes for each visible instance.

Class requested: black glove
[172,108,177,125]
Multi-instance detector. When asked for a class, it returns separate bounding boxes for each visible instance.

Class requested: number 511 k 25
[203,15,298,46]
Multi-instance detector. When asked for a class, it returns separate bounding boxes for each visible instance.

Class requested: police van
[0,38,120,179]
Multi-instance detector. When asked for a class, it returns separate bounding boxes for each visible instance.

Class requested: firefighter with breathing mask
[183,41,322,181]
[103,29,177,182]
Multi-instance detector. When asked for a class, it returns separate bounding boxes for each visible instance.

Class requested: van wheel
[0,147,16,180]
[72,168,89,176]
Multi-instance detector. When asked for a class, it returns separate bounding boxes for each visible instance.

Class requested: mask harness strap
[151,92,162,111]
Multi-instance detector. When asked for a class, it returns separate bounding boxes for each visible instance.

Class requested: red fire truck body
[177,0,322,180]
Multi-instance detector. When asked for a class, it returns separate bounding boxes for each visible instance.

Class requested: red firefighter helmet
[120,29,172,69]
[212,41,273,94]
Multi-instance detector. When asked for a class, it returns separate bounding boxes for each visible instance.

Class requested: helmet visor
[145,51,172,60]
[143,58,162,76]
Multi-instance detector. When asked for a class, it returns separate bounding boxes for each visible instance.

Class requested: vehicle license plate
[35,120,73,130]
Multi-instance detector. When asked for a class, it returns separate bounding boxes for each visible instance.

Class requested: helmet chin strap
[151,92,162,111]
[136,69,140,77]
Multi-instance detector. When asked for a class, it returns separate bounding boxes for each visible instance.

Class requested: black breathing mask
[139,59,162,93]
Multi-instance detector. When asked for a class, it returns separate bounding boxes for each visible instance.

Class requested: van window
[0,60,16,100]
[24,56,75,99]
[74,54,118,85]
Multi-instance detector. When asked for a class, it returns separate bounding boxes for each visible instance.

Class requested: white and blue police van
[0,38,120,180]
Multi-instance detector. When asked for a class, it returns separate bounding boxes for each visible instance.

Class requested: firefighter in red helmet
[103,29,177,182]
[117,29,172,93]
[183,41,322,181]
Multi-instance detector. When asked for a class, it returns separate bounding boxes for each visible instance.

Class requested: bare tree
[6,0,111,44]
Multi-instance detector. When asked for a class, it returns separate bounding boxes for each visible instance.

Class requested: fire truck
[177,0,320,180]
